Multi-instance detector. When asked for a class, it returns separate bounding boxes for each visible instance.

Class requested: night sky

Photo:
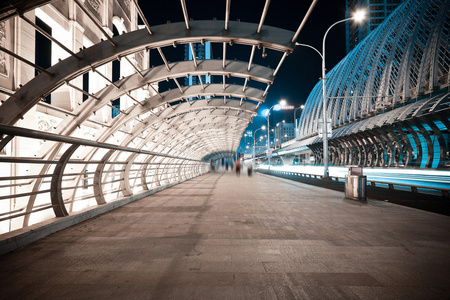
[138,0,348,148]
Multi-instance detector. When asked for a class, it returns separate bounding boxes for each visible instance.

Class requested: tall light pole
[294,104,305,135]
[296,9,365,179]
[266,100,294,170]
[267,102,281,169]
[253,125,266,162]
[244,133,252,155]
[254,100,293,169]
[275,120,286,147]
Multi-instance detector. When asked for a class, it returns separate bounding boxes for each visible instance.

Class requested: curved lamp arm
[295,42,323,59]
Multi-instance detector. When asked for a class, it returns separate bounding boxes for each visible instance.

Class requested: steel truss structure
[0,0,314,233]
[294,0,450,169]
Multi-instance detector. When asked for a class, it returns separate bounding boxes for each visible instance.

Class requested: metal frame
[290,0,449,170]
[0,0,313,233]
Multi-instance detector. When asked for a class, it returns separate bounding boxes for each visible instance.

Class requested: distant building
[275,122,295,147]
[184,42,212,86]
[346,0,404,53]
[244,130,253,144]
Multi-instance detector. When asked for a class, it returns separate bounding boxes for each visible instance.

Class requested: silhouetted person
[235,159,241,177]
[210,159,215,173]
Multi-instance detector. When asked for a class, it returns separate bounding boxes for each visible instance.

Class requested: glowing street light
[294,104,305,135]
[266,100,294,170]
[252,125,266,163]
[353,9,367,22]
[295,9,366,179]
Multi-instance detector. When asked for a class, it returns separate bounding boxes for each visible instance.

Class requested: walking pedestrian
[235,159,241,177]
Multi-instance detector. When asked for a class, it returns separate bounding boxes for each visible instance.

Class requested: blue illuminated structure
[290,0,450,169]
[345,0,404,53]
[184,42,212,86]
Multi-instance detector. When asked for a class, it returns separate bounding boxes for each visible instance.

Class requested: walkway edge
[0,175,202,256]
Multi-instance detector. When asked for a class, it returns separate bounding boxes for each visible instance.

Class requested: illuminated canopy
[0,0,314,233]
[289,0,450,169]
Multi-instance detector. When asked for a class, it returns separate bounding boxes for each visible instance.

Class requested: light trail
[257,165,450,192]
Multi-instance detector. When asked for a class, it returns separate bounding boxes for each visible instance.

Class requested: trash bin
[345,166,367,200]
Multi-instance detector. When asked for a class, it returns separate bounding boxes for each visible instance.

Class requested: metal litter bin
[345,166,367,200]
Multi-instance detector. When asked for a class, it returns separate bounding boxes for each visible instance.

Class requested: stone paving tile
[233,272,293,286]
[199,261,266,273]
[350,286,450,300]
[298,285,362,299]
[301,272,381,286]
[1,172,450,299]
[262,261,331,273]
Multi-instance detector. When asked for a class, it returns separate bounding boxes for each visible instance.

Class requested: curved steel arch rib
[297,0,450,138]
[0,20,293,125]
[290,0,450,171]
[0,1,306,235]
[131,112,252,159]
[163,98,259,120]
[84,85,263,149]
[88,97,257,148]
[43,80,264,144]
[42,61,267,145]
[201,150,237,161]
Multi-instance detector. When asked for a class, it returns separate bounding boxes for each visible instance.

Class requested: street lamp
[275,120,286,148]
[295,9,365,179]
[266,100,294,169]
[253,125,266,162]
[294,104,305,135]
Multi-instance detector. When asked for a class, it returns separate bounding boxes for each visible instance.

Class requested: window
[112,25,120,118]
[82,72,89,101]
[35,17,52,104]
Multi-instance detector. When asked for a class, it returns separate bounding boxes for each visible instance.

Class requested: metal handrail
[0,125,208,231]
[263,169,450,197]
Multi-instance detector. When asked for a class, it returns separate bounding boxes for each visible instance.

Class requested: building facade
[346,0,404,53]
[0,0,296,235]
[0,0,151,233]
[184,42,212,86]
[295,0,450,169]
[275,122,295,148]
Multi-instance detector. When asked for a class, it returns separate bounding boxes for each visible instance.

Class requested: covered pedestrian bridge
[0,1,450,298]
[0,0,310,234]
[0,0,448,240]
[273,0,450,170]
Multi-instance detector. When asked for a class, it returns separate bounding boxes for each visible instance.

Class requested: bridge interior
[0,0,450,297]
[1,171,449,299]
[0,0,304,234]
[0,0,448,234]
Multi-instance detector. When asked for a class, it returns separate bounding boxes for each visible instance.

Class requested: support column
[410,119,433,168]
[422,116,447,168]
[140,155,154,191]
[120,153,138,197]
[50,144,80,217]
[403,122,422,168]
[393,123,414,167]
[93,150,115,205]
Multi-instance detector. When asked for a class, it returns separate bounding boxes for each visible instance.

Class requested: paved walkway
[1,172,450,299]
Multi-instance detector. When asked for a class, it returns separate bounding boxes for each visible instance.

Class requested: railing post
[94,150,115,205]
[141,155,154,191]
[50,144,80,217]
[121,153,138,197]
